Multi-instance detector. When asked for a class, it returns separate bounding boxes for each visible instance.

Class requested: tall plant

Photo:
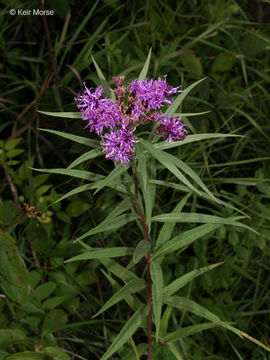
[37,50,270,359]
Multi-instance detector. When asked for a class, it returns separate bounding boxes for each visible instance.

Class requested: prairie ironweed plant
[37,52,270,359]
[75,76,187,163]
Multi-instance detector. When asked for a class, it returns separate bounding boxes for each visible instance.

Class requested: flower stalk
[132,161,152,360]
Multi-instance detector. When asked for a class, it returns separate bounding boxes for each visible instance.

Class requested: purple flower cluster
[75,76,187,163]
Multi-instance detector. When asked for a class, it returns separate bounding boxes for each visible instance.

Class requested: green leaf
[43,347,71,360]
[100,306,149,360]
[212,52,236,72]
[166,153,220,203]
[136,142,155,233]
[93,279,145,318]
[100,268,142,311]
[35,281,56,301]
[0,233,31,292]
[100,258,139,283]
[150,261,163,342]
[53,184,97,204]
[0,329,27,348]
[166,342,184,360]
[138,48,152,80]
[164,296,270,353]
[152,213,257,233]
[155,133,242,151]
[68,148,103,169]
[165,78,206,115]
[155,194,191,251]
[36,184,52,197]
[75,213,137,242]
[164,323,218,342]
[180,49,203,77]
[5,138,22,151]
[122,344,148,360]
[39,111,81,119]
[39,128,99,147]
[5,352,45,360]
[133,240,151,264]
[7,149,24,158]
[174,111,211,117]
[91,55,113,98]
[66,200,91,217]
[66,247,134,263]
[141,140,200,195]
[42,309,67,335]
[31,167,103,182]
[164,262,223,296]
[94,163,128,194]
[153,224,221,258]
[42,296,66,310]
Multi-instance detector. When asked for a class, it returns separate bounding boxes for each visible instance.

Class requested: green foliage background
[0,0,270,359]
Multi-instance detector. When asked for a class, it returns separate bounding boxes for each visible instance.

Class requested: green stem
[132,161,152,360]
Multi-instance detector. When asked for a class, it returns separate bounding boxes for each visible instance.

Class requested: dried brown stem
[1,157,18,204]
[132,161,152,360]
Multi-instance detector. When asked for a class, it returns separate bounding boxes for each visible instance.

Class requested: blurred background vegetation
[0,0,270,359]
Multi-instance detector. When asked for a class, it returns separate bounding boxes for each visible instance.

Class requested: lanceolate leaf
[101,270,143,311]
[138,48,152,80]
[152,212,257,233]
[100,306,149,360]
[39,111,81,118]
[164,323,218,342]
[133,240,151,264]
[141,140,201,195]
[39,128,99,148]
[164,152,220,203]
[150,261,163,342]
[136,142,154,233]
[164,262,223,296]
[150,179,247,216]
[75,213,138,242]
[31,167,103,182]
[93,279,145,318]
[155,193,191,250]
[68,148,103,169]
[153,223,221,258]
[155,133,242,151]
[165,78,206,115]
[164,296,270,353]
[91,55,113,98]
[65,247,134,263]
[94,163,129,194]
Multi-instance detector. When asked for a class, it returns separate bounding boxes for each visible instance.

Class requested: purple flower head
[100,128,135,164]
[75,83,123,135]
[75,76,187,163]
[127,76,178,112]
[157,115,187,142]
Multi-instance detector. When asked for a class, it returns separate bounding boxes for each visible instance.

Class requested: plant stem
[132,161,152,360]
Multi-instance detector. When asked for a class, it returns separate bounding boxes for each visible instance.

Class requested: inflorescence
[75,76,187,164]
